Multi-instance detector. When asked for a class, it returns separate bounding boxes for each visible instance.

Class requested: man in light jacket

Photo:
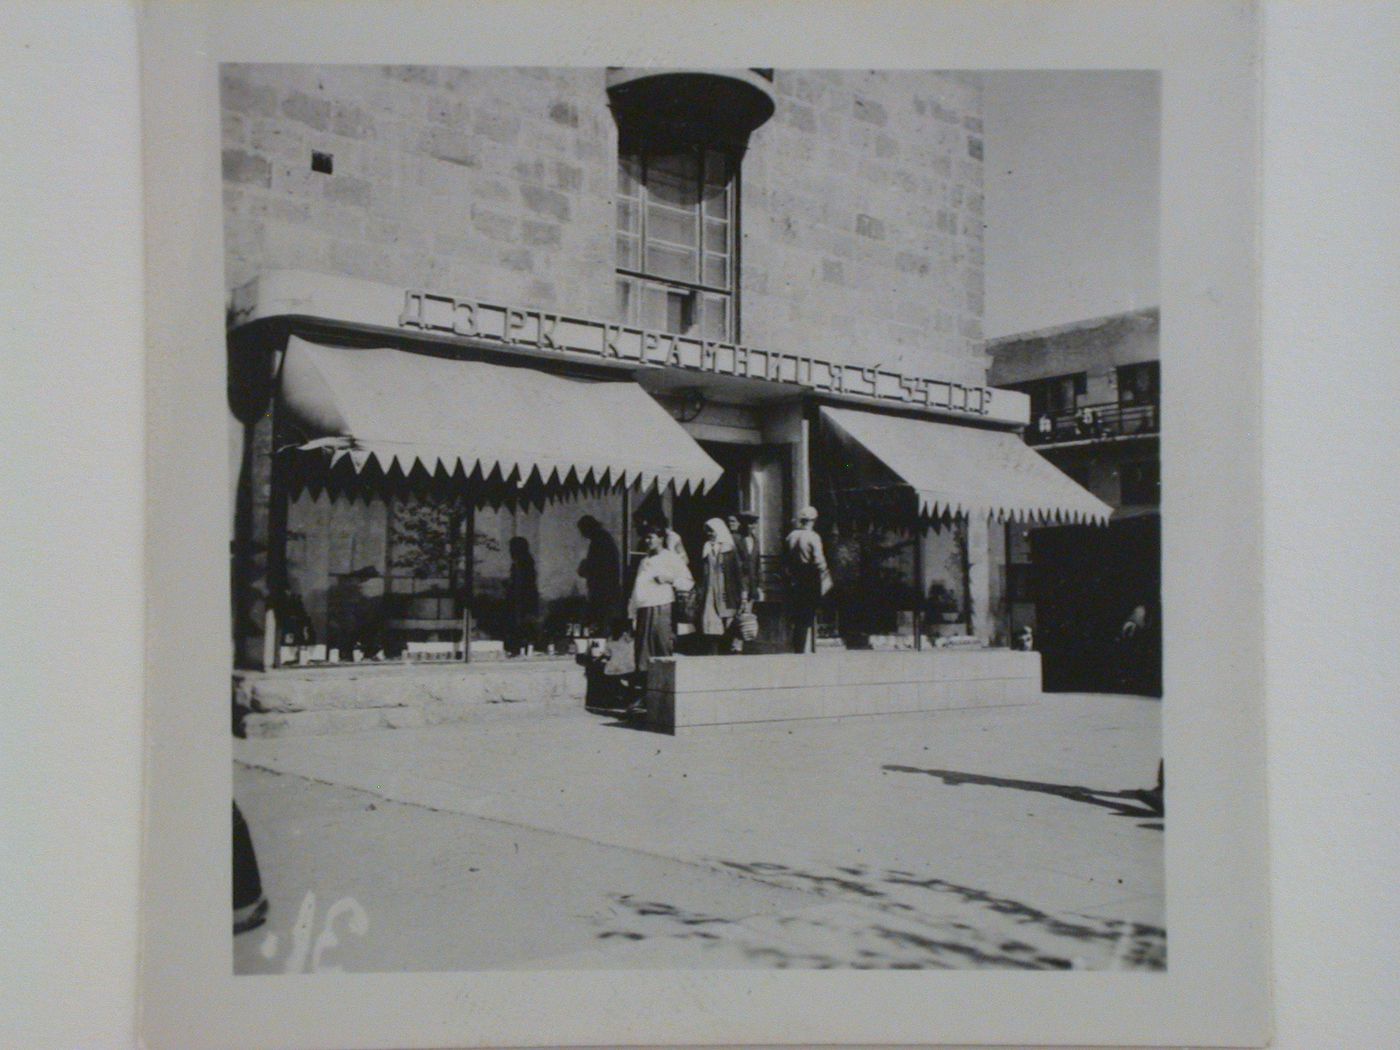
[784,506,829,653]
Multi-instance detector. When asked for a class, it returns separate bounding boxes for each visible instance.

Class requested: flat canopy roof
[822,406,1113,525]
[279,336,723,494]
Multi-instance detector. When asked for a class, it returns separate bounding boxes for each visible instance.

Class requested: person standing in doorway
[696,518,749,654]
[727,511,763,602]
[784,506,830,653]
[628,523,694,700]
[1116,600,1162,696]
[576,515,621,633]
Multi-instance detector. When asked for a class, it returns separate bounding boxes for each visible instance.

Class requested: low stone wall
[642,649,1040,734]
[235,660,586,737]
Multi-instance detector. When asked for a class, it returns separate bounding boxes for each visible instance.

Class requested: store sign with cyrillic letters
[399,289,1013,421]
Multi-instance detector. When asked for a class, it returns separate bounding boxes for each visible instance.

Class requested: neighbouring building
[987,309,1161,694]
[222,65,1108,675]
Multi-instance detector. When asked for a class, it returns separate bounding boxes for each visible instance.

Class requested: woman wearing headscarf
[695,517,749,655]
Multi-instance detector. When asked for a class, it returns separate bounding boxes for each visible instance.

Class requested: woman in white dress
[628,522,694,675]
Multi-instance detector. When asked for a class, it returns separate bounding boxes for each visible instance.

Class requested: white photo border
[140,2,1267,1047]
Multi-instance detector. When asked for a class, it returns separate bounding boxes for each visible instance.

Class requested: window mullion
[638,154,648,264]
[728,154,736,291]
[617,145,736,340]
[694,146,704,284]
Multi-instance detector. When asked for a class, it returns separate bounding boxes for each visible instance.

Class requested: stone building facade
[988,309,1161,693]
[221,66,1100,673]
[987,308,1160,514]
[221,66,987,383]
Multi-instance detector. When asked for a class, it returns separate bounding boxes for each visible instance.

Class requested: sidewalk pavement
[234,692,1164,973]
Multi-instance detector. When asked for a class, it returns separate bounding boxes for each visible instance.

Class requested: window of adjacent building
[1009,373,1087,419]
[616,144,736,341]
[1120,459,1160,506]
[1062,462,1094,492]
[1117,361,1160,407]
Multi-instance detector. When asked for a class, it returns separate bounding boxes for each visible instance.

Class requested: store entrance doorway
[670,441,752,559]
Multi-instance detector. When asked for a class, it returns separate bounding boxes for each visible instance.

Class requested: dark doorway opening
[670,440,754,558]
[1030,514,1161,695]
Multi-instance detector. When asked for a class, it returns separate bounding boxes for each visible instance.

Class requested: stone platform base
[642,649,1041,735]
[235,659,586,738]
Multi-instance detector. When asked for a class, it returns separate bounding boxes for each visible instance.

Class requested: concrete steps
[233,650,1042,738]
[643,649,1042,735]
[235,660,587,738]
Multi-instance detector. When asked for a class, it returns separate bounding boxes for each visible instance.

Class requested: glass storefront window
[279,472,629,666]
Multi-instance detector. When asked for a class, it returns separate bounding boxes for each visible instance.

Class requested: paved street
[234,693,1163,974]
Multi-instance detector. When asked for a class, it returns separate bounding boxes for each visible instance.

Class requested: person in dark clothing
[233,801,268,934]
[503,536,540,656]
[727,511,762,601]
[784,506,830,653]
[327,565,385,660]
[1116,601,1163,696]
[576,515,621,633]
[579,616,638,711]
[1132,760,1165,816]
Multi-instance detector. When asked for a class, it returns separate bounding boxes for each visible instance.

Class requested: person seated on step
[579,617,637,711]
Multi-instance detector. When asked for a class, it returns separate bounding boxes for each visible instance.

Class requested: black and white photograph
[222,62,1165,975]
[134,4,1271,1047]
[19,3,1400,1050]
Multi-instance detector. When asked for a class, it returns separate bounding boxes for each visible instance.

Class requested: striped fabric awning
[277,336,722,493]
[821,405,1112,525]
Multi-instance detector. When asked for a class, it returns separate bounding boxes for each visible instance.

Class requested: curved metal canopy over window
[606,68,776,152]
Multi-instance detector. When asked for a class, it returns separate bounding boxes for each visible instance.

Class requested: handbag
[673,587,697,624]
[733,610,760,641]
[674,592,696,636]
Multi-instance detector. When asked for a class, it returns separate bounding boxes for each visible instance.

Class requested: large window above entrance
[615,144,736,341]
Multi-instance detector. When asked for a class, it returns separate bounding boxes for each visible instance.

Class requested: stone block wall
[222,65,985,385]
[743,70,986,384]
[221,64,618,318]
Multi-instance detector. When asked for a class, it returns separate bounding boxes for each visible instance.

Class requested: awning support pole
[461,498,475,663]
[913,504,924,651]
[266,412,291,669]
[620,484,632,597]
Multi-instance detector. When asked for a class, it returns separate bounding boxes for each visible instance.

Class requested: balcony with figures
[1024,400,1160,449]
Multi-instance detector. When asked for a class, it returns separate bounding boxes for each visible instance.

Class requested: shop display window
[277,471,628,666]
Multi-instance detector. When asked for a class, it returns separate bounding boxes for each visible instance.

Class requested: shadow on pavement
[592,859,1166,970]
[881,765,1164,821]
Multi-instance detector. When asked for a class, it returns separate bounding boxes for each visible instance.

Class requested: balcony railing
[1025,402,1159,446]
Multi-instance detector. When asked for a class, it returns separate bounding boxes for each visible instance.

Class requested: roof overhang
[230,269,1031,427]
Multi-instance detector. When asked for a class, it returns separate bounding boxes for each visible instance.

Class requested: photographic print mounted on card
[141,2,1267,1047]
